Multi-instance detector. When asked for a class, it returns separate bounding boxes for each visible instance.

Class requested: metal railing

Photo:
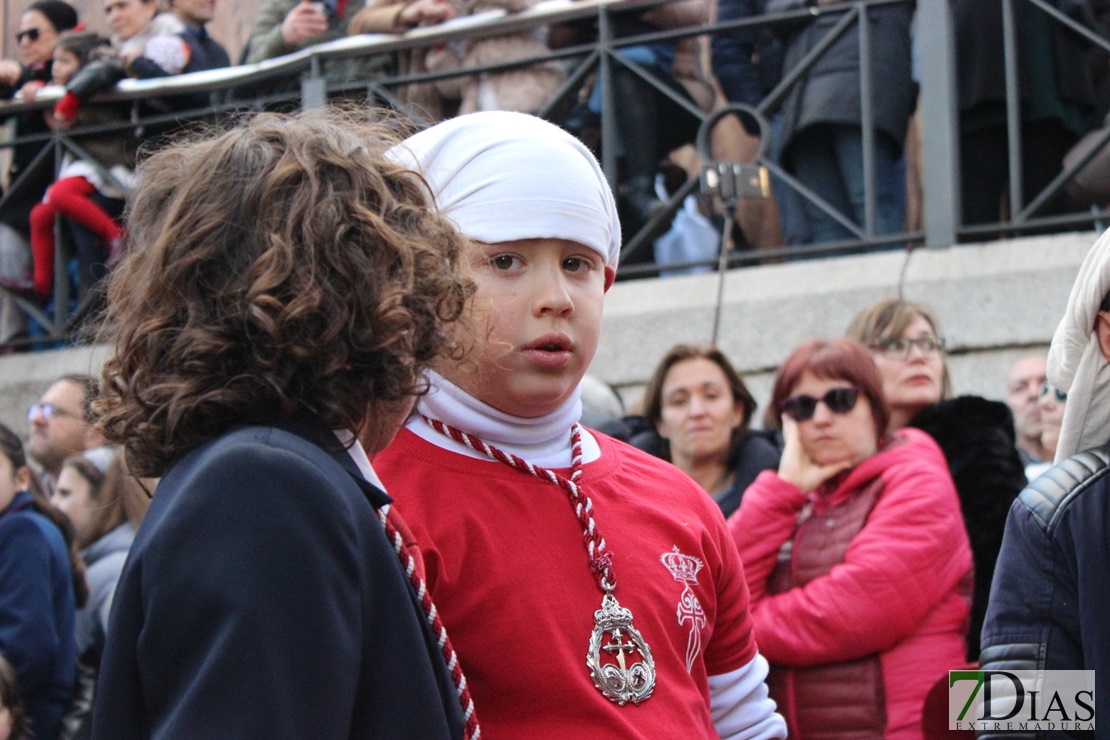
[0,0,1107,348]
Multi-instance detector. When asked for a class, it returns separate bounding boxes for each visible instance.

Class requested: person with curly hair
[90,109,478,738]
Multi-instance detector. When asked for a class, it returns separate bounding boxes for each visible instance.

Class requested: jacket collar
[273,413,393,510]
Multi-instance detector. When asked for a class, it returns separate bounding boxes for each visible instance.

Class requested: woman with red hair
[729,338,972,739]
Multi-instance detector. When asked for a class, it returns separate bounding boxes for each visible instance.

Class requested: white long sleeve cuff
[708,652,787,740]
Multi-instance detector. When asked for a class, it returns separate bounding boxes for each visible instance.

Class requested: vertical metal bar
[710,210,733,346]
[858,5,875,237]
[301,57,327,110]
[918,0,960,247]
[598,7,618,195]
[1002,0,1023,222]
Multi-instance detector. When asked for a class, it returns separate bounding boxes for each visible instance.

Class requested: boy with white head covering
[979,228,1110,715]
[378,111,785,739]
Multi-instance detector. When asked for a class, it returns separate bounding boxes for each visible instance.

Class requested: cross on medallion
[604,627,637,672]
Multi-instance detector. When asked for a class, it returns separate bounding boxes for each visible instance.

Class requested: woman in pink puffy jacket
[729,338,972,739]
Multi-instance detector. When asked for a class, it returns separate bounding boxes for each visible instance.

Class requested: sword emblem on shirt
[661,546,706,672]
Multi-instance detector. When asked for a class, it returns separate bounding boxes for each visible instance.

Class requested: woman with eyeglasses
[846,298,1027,662]
[729,338,971,740]
[1024,384,1068,482]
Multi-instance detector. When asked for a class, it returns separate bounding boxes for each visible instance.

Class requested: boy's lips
[523,334,574,368]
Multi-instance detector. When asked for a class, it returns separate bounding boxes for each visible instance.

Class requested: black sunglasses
[1039,383,1067,403]
[779,386,861,422]
[16,27,42,43]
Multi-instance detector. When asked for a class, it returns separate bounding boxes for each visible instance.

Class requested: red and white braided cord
[378,509,481,739]
[423,416,617,593]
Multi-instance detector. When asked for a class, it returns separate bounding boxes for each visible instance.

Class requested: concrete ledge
[0,229,1098,430]
[595,229,1097,410]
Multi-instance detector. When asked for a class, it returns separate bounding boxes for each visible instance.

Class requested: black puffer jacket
[908,395,1028,661]
[613,417,781,519]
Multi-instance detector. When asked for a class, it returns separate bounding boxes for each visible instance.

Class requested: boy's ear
[603,266,616,292]
[1098,311,1110,361]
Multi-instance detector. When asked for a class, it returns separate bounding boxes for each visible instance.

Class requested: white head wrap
[388,111,621,270]
[1047,227,1110,460]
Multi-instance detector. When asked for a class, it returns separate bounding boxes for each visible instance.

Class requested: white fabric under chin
[408,370,601,468]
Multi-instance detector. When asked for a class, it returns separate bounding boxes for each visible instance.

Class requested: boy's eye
[490,255,519,270]
[563,257,591,272]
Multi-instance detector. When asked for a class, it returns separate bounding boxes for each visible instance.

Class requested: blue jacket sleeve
[0,516,64,696]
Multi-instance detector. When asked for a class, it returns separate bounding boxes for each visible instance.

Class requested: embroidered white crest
[660,546,706,672]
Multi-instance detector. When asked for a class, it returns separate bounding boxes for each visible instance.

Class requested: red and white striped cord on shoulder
[378,509,480,739]
[422,415,617,594]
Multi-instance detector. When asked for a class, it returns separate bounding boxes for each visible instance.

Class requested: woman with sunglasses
[846,298,1027,662]
[729,338,971,740]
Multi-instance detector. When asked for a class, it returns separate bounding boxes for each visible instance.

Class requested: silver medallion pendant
[586,593,656,705]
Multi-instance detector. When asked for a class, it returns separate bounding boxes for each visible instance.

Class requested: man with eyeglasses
[1003,354,1049,466]
[980,233,1110,727]
[26,374,106,492]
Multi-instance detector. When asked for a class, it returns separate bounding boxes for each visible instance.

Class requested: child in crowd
[91,109,477,737]
[0,31,128,304]
[51,448,148,738]
[377,111,786,739]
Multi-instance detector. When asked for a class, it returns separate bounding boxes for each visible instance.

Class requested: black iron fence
[0,0,1107,348]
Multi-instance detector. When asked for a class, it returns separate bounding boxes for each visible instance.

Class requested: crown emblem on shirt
[660,546,704,584]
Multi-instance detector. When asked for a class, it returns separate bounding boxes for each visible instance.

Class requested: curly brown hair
[95,109,474,477]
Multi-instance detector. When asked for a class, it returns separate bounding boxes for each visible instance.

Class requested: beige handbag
[1064,119,1110,206]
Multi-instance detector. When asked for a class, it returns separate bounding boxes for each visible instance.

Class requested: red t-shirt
[376,429,757,738]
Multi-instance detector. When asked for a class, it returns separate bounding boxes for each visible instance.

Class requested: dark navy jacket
[979,444,1110,739]
[91,421,465,739]
[0,490,77,740]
